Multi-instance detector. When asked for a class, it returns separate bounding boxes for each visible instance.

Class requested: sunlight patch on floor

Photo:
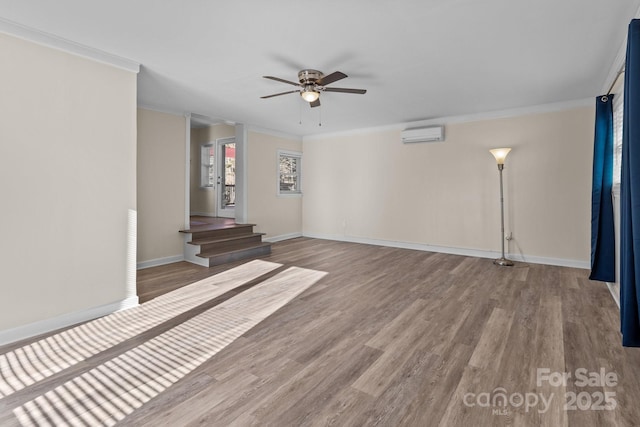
[0,260,282,398]
[12,266,327,426]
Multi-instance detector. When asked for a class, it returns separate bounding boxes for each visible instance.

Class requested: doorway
[188,118,244,226]
[216,137,236,218]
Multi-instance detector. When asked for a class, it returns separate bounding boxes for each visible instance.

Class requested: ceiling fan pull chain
[299,98,303,125]
[319,105,322,127]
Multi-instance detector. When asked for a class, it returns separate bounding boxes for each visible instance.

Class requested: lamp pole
[490,148,514,266]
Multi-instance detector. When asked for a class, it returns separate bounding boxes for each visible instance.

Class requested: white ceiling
[1,0,638,137]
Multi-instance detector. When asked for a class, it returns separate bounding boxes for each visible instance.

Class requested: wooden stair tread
[189,233,266,246]
[182,219,270,267]
[179,223,256,234]
[196,242,272,259]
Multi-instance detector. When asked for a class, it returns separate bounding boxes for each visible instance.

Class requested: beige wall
[137,108,187,264]
[247,131,303,239]
[189,124,236,216]
[303,106,594,265]
[0,34,137,332]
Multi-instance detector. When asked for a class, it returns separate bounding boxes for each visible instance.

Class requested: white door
[216,137,236,218]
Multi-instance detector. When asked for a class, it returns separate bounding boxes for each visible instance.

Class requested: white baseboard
[302,232,589,269]
[508,253,589,269]
[183,240,209,267]
[137,255,185,270]
[0,296,139,347]
[264,232,303,243]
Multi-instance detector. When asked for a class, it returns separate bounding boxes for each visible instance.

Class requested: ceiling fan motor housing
[298,69,324,85]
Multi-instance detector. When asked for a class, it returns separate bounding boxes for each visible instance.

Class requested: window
[613,91,624,186]
[201,143,215,188]
[278,150,302,196]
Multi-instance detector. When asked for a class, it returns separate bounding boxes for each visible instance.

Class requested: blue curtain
[621,19,640,347]
[590,95,615,282]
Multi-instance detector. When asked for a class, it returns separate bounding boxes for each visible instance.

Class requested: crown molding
[190,113,226,128]
[406,98,594,126]
[601,28,628,95]
[0,17,139,73]
[601,5,640,94]
[137,104,188,117]
[247,125,302,142]
[303,98,593,142]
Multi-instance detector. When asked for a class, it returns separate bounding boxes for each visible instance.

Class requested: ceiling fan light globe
[301,90,320,103]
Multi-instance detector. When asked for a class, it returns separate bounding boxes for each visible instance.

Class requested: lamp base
[493,257,514,267]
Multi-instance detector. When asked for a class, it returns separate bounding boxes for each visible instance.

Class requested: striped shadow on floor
[0,260,282,399]
[12,266,327,426]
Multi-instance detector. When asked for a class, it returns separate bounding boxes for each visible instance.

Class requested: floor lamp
[490,148,514,267]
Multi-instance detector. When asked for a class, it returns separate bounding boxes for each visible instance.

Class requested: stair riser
[197,235,264,252]
[190,225,255,241]
[207,245,272,267]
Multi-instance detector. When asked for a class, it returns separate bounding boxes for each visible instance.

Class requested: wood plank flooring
[1,237,639,426]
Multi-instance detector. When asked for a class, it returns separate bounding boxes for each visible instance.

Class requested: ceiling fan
[261,69,366,107]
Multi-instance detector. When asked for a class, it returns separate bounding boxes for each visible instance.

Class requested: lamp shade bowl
[489,148,512,165]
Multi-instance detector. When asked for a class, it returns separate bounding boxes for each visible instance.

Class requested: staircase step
[181,223,257,241]
[189,233,266,251]
[181,220,272,268]
[196,242,272,267]
[180,223,257,233]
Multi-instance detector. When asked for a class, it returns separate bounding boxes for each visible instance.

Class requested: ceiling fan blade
[310,98,321,108]
[323,87,367,94]
[263,76,300,86]
[261,90,299,99]
[318,71,347,86]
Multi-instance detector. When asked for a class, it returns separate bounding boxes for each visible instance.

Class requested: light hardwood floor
[1,237,639,426]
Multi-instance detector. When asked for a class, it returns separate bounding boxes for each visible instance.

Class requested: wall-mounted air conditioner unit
[401,125,444,143]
